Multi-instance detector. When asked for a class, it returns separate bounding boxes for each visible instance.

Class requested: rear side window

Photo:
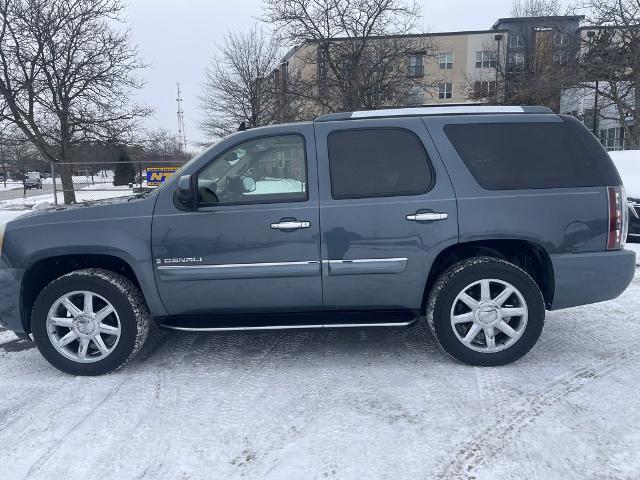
[328,128,433,199]
[444,122,604,190]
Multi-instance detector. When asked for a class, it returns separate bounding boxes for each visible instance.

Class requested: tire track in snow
[438,343,640,479]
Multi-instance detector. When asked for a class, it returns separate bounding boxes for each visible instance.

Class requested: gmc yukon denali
[0,106,635,375]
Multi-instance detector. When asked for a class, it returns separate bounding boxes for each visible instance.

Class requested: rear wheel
[427,257,545,366]
[32,269,150,375]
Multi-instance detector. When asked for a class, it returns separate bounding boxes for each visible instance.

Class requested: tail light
[607,186,628,250]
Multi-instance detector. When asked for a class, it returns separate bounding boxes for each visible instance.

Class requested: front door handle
[406,212,448,222]
[271,221,311,230]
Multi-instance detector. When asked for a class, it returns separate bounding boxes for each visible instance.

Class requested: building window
[407,54,424,77]
[599,127,625,151]
[438,52,454,69]
[475,51,496,69]
[507,52,525,72]
[407,86,424,105]
[554,32,568,47]
[473,81,497,99]
[509,34,524,47]
[553,52,569,65]
[438,83,452,99]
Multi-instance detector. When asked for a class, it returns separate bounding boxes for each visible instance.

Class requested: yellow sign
[147,167,178,186]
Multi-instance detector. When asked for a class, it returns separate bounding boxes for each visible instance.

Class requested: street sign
[146,166,178,186]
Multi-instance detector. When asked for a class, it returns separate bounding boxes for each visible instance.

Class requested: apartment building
[276,29,508,113]
[272,14,630,150]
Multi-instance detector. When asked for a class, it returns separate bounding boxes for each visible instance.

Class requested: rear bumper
[550,249,636,310]
[0,268,24,332]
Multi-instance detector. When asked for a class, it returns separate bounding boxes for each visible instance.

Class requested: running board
[161,321,416,332]
[157,310,419,332]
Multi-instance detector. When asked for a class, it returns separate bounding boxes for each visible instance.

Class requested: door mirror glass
[175,175,195,209]
[242,176,256,193]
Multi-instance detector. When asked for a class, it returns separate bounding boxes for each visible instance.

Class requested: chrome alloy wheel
[46,291,121,363]
[450,279,528,354]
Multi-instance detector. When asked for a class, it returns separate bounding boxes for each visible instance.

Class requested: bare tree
[262,0,436,115]
[199,25,281,140]
[511,0,563,17]
[0,0,149,204]
[576,0,640,148]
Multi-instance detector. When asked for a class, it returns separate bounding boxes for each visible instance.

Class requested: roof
[314,105,553,122]
[492,15,585,30]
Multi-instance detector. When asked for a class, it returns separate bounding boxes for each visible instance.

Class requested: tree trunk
[59,164,76,204]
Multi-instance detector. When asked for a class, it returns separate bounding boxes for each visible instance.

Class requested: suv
[0,106,635,375]
[24,171,42,189]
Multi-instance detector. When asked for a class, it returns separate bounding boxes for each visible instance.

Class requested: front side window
[328,128,433,199]
[438,82,452,99]
[197,135,307,206]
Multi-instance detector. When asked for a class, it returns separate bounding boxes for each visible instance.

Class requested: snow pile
[609,150,640,198]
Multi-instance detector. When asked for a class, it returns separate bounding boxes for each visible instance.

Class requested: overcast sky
[124,0,561,148]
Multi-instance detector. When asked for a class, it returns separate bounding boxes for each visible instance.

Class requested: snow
[0,209,28,224]
[1,268,640,479]
[0,186,136,209]
[0,182,23,192]
[609,150,640,198]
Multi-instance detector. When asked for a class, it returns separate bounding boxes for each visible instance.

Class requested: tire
[32,269,151,376]
[426,256,545,366]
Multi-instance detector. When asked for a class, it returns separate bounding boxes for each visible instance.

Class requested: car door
[152,125,322,316]
[314,117,458,313]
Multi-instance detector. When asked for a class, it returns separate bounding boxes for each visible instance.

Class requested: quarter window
[328,129,433,199]
[197,135,307,205]
[444,122,603,190]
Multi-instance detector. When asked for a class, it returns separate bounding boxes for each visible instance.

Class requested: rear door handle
[406,212,448,222]
[271,221,311,230]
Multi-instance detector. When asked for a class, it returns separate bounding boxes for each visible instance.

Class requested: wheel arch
[20,251,157,333]
[422,239,555,312]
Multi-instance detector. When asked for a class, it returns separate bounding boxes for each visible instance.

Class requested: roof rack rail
[314,105,552,122]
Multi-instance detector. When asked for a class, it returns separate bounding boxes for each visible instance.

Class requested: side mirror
[174,174,195,210]
[242,176,256,193]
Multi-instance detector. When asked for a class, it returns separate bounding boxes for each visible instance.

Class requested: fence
[48,160,185,205]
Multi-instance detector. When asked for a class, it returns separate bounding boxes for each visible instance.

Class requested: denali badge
[156,257,203,265]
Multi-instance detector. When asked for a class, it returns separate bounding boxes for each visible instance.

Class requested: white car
[609,150,640,243]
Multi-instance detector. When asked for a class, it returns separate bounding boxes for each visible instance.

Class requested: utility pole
[176,83,187,152]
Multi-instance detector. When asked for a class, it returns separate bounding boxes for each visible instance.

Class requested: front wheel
[427,257,545,366]
[32,269,151,375]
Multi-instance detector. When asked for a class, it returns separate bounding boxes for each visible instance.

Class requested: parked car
[0,106,635,376]
[24,171,42,189]
[609,150,640,244]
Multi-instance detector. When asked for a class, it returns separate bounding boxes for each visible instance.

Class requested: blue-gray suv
[0,106,635,375]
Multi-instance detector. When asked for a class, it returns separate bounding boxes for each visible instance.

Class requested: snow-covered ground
[0,184,138,209]
[1,267,639,480]
[0,181,23,192]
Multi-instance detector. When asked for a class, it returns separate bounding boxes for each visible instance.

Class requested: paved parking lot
[1,267,639,480]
